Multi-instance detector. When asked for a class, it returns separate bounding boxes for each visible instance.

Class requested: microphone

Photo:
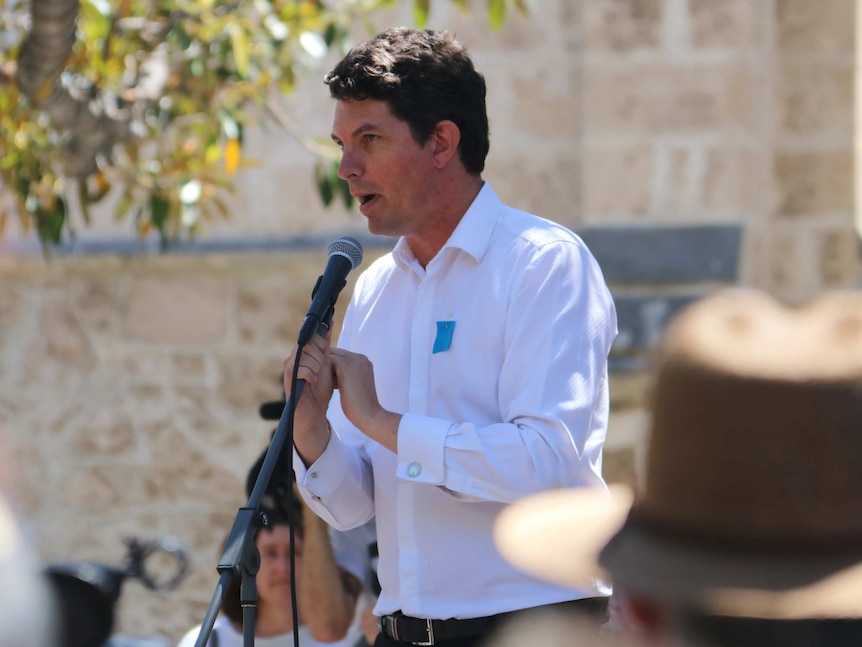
[297,236,363,345]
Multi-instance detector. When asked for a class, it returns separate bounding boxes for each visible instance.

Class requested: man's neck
[408,176,484,268]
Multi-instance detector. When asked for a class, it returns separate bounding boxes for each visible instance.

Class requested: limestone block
[236,261,324,346]
[70,402,137,456]
[214,353,286,413]
[144,427,242,505]
[767,226,804,299]
[487,153,581,228]
[583,142,652,217]
[0,278,22,336]
[511,70,582,138]
[689,0,764,50]
[762,224,856,303]
[112,351,168,383]
[62,466,130,510]
[20,300,99,385]
[0,439,43,509]
[777,0,854,55]
[702,147,756,214]
[817,226,861,288]
[774,151,853,217]
[584,0,663,51]
[170,352,207,381]
[449,6,551,52]
[121,275,229,344]
[776,62,853,136]
[583,62,755,134]
[652,144,701,217]
[69,274,126,339]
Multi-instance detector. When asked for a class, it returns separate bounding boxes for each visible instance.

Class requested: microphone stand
[193,279,338,647]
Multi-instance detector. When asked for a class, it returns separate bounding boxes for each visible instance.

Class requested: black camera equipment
[46,535,190,647]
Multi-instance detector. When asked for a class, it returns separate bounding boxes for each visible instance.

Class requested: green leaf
[77,180,92,225]
[79,0,112,43]
[36,198,66,245]
[323,22,338,47]
[150,193,170,231]
[114,191,135,222]
[413,0,430,27]
[488,0,506,30]
[228,25,250,78]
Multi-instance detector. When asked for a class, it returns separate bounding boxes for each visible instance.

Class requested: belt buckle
[414,619,434,646]
[378,615,435,646]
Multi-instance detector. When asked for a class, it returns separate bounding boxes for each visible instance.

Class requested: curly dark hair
[324,27,490,175]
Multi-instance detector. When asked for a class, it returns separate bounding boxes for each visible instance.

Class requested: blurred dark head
[46,563,119,647]
[220,506,303,624]
[250,385,299,512]
[244,441,300,515]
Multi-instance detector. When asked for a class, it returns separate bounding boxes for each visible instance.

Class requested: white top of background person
[0,491,56,647]
[285,25,617,634]
[177,508,359,647]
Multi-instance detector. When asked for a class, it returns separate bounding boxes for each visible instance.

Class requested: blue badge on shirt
[433,321,456,354]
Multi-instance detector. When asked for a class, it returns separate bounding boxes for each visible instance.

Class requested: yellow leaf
[228,24,250,77]
[224,138,241,176]
[205,143,221,165]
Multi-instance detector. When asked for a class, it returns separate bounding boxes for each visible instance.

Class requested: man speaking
[285,27,617,647]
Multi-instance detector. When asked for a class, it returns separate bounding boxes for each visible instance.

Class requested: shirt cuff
[396,412,450,485]
[292,427,350,499]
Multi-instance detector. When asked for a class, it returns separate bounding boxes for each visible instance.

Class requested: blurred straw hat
[496,288,862,619]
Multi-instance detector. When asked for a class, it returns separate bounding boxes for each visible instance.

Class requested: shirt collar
[393,182,501,269]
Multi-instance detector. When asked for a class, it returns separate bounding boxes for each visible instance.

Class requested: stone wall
[0,0,859,643]
[0,251,377,641]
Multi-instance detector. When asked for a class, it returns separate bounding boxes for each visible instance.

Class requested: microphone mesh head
[329,236,364,269]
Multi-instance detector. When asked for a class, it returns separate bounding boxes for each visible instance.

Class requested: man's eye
[364,134,378,142]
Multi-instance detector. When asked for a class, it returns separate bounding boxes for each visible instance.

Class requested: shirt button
[310,472,318,479]
[312,495,321,501]
[407,462,422,478]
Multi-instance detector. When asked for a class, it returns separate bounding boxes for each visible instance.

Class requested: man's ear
[430,120,461,169]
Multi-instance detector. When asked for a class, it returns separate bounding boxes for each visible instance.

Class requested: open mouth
[357,193,378,207]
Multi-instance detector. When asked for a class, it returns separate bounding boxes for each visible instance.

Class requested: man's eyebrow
[332,123,381,142]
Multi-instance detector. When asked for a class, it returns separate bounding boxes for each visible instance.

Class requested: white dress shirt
[294,183,617,620]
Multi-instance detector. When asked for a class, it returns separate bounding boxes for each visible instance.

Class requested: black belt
[377,598,608,645]
[378,611,507,645]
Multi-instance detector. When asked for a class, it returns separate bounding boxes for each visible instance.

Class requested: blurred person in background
[248,396,377,646]
[177,505,310,647]
[0,488,56,647]
[177,414,374,647]
[177,499,369,647]
[495,288,862,647]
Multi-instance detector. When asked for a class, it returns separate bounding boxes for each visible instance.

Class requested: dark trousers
[374,632,481,647]
[373,597,608,647]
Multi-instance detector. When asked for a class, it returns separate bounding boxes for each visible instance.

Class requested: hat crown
[641,289,862,547]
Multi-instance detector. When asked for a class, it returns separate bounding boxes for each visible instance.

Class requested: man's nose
[337,149,360,180]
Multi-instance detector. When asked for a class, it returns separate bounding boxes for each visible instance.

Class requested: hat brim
[600,515,862,619]
[494,485,632,589]
[496,485,862,619]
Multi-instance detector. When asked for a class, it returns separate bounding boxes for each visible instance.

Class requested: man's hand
[330,348,401,453]
[284,332,335,465]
